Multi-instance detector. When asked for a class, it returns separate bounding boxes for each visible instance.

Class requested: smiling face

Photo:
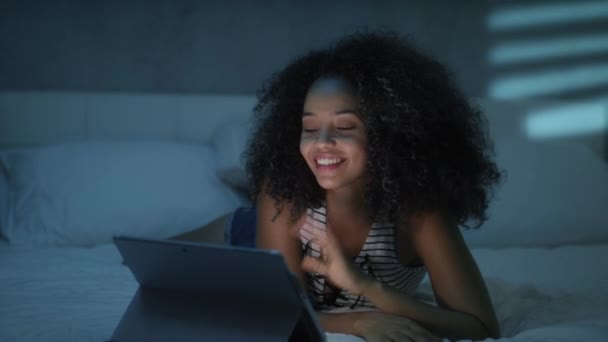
[300,77,368,190]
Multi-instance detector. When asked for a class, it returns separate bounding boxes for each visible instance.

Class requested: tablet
[111,236,325,342]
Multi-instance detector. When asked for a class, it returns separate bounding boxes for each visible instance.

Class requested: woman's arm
[317,312,366,335]
[319,311,441,341]
[255,186,306,284]
[355,212,501,340]
[255,185,472,340]
[255,189,438,341]
[301,211,500,341]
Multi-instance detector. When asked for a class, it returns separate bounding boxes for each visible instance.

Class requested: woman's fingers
[364,335,393,342]
[379,316,437,342]
[395,320,441,342]
[389,328,439,342]
[361,313,443,342]
[392,333,413,342]
[310,225,342,252]
[371,333,412,342]
[301,255,327,275]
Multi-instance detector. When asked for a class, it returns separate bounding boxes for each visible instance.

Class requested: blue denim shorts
[224,206,257,248]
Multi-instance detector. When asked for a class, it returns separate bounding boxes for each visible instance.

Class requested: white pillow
[211,119,252,191]
[463,140,608,248]
[2,141,242,246]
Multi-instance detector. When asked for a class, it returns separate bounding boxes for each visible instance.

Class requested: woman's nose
[315,128,336,145]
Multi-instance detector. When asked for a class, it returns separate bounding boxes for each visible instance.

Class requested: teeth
[317,158,341,165]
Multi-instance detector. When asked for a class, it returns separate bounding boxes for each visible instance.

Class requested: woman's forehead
[307,76,355,97]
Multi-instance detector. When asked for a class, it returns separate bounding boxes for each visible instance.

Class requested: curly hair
[245,30,502,228]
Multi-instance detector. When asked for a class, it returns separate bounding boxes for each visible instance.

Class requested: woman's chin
[315,178,341,190]
[315,175,357,190]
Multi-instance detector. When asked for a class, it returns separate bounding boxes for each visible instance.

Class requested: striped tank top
[299,204,427,311]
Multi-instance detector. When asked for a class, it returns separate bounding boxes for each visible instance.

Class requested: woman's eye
[336,126,355,131]
[303,128,318,133]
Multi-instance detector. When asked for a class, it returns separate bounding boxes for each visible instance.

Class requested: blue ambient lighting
[525,103,607,138]
[488,1,608,31]
[489,63,608,99]
[490,34,608,65]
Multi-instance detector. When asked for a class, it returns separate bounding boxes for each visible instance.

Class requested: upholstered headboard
[0,91,605,161]
[1,91,607,248]
[0,91,257,147]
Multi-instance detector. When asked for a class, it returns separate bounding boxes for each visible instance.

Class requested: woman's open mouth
[315,157,344,173]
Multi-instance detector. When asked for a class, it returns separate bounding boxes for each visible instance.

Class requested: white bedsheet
[0,241,607,342]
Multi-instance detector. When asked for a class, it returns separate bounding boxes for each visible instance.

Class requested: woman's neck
[325,183,371,223]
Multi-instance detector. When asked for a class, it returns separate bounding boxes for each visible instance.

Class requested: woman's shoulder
[395,209,461,242]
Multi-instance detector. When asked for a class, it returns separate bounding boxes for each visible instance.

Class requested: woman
[178,32,500,341]
[243,31,502,341]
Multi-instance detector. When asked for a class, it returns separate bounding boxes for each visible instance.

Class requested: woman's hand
[300,226,371,294]
[354,311,442,342]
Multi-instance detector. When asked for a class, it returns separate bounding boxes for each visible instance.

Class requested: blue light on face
[488,1,608,32]
[490,34,608,66]
[525,103,607,139]
[489,63,608,99]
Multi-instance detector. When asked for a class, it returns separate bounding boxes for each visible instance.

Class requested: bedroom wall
[0,0,490,96]
[2,1,606,100]
[0,0,606,157]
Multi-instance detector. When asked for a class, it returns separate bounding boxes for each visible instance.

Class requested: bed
[1,92,607,341]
